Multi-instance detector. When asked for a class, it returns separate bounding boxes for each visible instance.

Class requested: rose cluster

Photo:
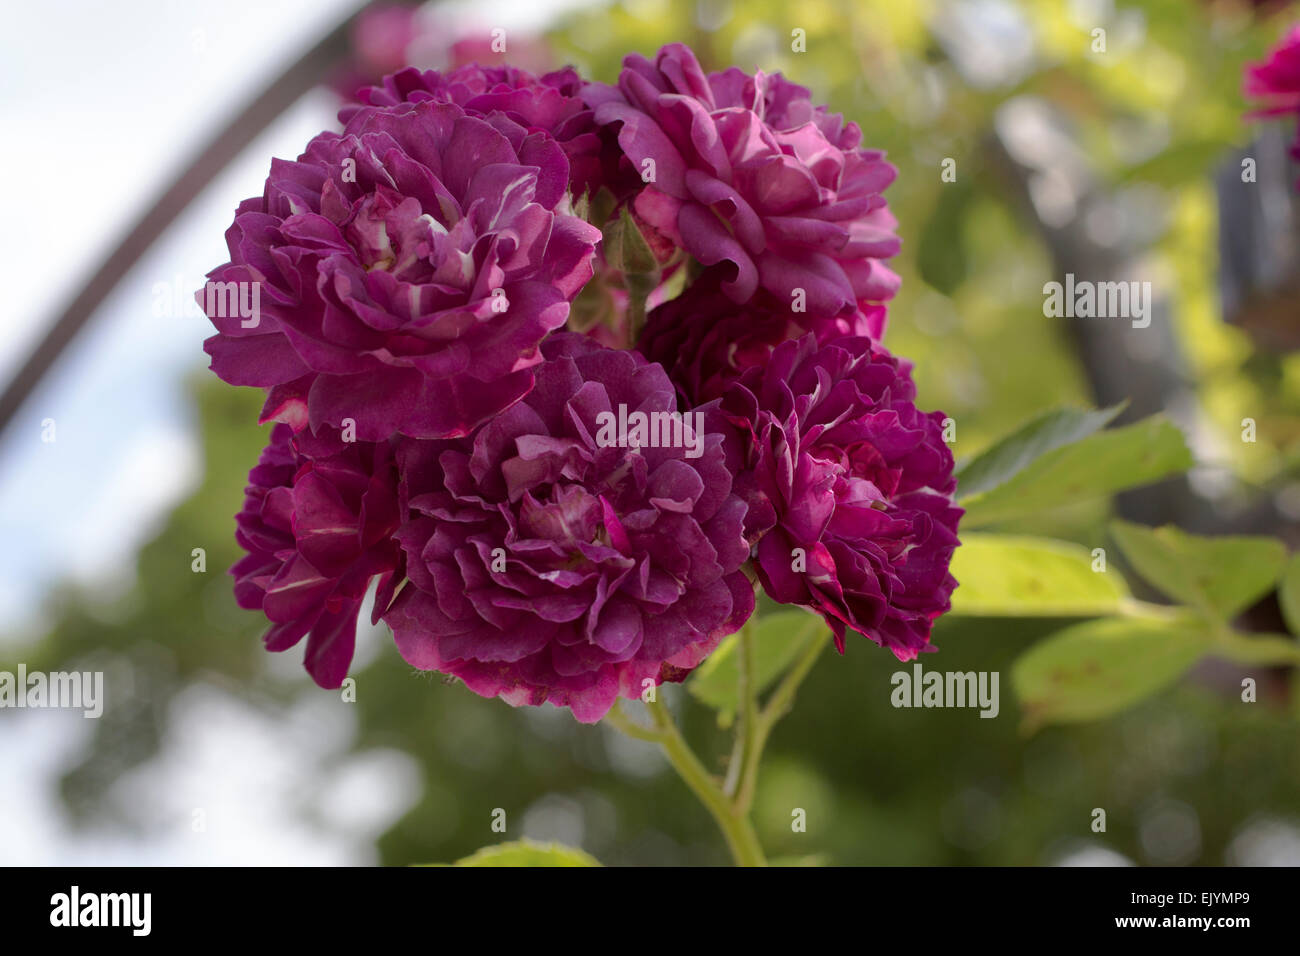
[204,43,961,722]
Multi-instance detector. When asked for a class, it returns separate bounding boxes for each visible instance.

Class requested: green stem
[760,623,833,731]
[645,697,767,867]
[624,273,656,346]
[603,615,832,866]
[723,617,760,800]
[734,621,831,814]
[603,702,667,743]
[1119,597,1193,621]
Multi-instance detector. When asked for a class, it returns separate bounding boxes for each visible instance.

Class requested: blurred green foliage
[5,0,1300,865]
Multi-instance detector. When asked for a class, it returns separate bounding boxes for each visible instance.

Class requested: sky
[0,0,361,636]
[0,0,597,866]
[0,0,603,636]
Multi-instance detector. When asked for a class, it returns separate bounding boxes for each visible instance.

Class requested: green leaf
[917,178,974,295]
[1279,553,1300,636]
[583,186,617,229]
[688,610,825,724]
[1110,520,1287,620]
[949,534,1129,616]
[1207,632,1300,666]
[959,415,1193,528]
[601,205,658,274]
[956,404,1123,501]
[1012,615,1212,729]
[768,854,831,867]
[420,840,602,867]
[1116,140,1228,187]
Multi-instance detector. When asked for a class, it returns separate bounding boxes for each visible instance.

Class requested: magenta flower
[722,335,961,660]
[202,98,601,442]
[584,43,901,317]
[639,267,887,406]
[344,63,624,200]
[209,48,964,736]
[232,425,402,688]
[1246,26,1300,165]
[1246,26,1300,117]
[326,3,421,100]
[384,333,753,722]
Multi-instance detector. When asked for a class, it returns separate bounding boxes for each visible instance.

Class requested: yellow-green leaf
[1278,552,1300,636]
[419,840,602,867]
[688,610,826,723]
[949,534,1129,616]
[1208,632,1300,667]
[960,415,1192,528]
[1111,520,1286,620]
[1012,615,1212,729]
[957,404,1122,500]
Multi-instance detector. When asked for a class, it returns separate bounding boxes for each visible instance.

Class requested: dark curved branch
[0,6,369,439]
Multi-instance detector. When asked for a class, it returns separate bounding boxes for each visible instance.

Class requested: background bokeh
[1,0,1298,865]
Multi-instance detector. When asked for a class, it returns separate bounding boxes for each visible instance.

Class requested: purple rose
[722,335,961,660]
[584,43,901,317]
[639,267,887,406]
[384,333,754,722]
[202,98,601,442]
[232,424,402,688]
[343,63,629,202]
[326,4,421,100]
[1246,26,1300,166]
